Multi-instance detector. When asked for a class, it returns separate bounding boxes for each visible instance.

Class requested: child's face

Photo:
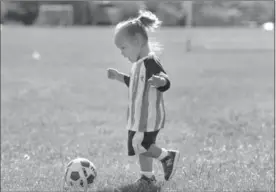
[115,31,141,63]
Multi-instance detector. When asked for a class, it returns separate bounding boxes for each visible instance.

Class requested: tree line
[1,1,274,26]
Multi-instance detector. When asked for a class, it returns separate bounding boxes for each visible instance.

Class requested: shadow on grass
[96,182,163,192]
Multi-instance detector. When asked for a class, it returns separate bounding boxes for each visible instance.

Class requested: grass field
[1,26,274,191]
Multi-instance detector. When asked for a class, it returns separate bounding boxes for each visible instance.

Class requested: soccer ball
[64,157,97,189]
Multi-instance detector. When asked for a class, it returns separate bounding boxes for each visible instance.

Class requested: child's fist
[148,75,166,87]
[107,68,119,80]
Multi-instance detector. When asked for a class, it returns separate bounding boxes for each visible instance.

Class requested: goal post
[35,4,74,26]
[182,1,193,52]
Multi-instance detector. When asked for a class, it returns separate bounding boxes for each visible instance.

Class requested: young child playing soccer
[107,10,180,184]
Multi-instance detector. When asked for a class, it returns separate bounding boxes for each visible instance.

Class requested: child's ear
[134,33,144,46]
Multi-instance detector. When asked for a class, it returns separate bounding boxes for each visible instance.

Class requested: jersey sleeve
[123,75,130,87]
[144,58,171,92]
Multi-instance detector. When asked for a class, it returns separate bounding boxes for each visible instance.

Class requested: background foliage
[1,1,275,26]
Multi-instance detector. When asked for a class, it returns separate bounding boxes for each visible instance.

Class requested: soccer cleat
[135,174,157,185]
[161,150,180,181]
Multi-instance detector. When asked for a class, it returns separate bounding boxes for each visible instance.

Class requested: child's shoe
[160,150,180,181]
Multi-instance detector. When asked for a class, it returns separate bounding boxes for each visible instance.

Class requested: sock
[140,171,154,178]
[157,148,169,161]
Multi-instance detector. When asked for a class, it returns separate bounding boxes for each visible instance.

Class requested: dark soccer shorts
[127,130,159,156]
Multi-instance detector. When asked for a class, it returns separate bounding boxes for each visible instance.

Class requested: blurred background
[1,1,274,27]
[1,0,274,52]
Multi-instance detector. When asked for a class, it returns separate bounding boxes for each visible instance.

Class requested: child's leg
[142,144,180,181]
[140,131,180,181]
[141,144,168,160]
[139,154,154,178]
[129,131,156,182]
[129,130,180,181]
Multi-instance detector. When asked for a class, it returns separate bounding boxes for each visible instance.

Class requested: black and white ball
[64,157,97,189]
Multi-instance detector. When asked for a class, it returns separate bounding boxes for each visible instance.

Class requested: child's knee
[132,133,147,154]
[134,141,154,155]
[130,131,159,155]
[141,142,153,151]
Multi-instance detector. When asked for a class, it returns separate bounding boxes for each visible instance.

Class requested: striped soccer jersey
[123,54,171,132]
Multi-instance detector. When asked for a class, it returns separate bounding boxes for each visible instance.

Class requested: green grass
[1,26,274,191]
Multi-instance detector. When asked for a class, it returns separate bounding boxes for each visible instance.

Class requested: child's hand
[148,75,167,88]
[107,68,119,80]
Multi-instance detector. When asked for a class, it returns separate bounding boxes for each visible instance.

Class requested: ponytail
[137,10,162,32]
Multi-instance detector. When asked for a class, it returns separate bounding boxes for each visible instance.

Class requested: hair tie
[134,17,143,26]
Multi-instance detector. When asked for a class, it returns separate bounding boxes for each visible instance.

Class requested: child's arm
[117,72,130,87]
[149,72,170,92]
[107,68,130,87]
[144,59,171,92]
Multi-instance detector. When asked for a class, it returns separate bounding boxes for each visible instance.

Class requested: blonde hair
[115,10,163,53]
